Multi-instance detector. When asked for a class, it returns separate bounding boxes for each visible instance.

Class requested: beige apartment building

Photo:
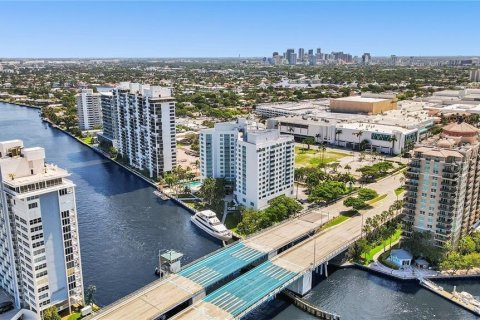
[403,122,480,247]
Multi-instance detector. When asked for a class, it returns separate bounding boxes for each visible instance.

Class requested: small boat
[191,210,232,241]
[153,190,169,200]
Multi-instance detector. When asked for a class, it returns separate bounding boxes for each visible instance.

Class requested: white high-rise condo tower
[200,119,295,210]
[76,89,102,130]
[0,140,84,316]
[100,82,177,178]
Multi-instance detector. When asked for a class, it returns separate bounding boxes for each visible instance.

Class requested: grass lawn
[363,229,402,264]
[295,146,348,167]
[80,136,93,144]
[395,186,405,196]
[367,194,388,205]
[322,210,357,229]
[224,211,242,232]
[61,312,81,320]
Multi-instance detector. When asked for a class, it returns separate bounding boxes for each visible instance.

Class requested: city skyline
[1,1,480,58]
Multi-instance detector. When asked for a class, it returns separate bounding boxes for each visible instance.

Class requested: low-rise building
[388,249,412,268]
[255,100,328,118]
[266,108,432,155]
[330,96,397,114]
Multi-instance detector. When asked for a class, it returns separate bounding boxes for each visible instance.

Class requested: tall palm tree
[335,129,343,145]
[353,130,364,150]
[315,133,321,144]
[389,135,398,155]
[294,170,305,199]
[194,159,200,176]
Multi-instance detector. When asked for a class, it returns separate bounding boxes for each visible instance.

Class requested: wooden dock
[419,278,480,316]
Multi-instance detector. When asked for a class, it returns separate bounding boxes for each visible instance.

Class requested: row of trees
[440,232,480,273]
[236,195,302,235]
[347,200,403,262]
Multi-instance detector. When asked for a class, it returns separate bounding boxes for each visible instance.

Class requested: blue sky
[1,1,479,58]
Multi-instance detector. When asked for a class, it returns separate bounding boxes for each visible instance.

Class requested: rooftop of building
[443,122,479,135]
[338,122,416,134]
[2,163,70,188]
[332,96,390,103]
[272,107,433,130]
[256,99,329,112]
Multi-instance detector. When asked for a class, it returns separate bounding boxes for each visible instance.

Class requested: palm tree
[294,170,305,199]
[315,133,322,144]
[288,126,295,135]
[335,129,342,145]
[194,159,200,176]
[344,164,352,172]
[353,130,364,150]
[389,135,398,155]
[320,143,327,168]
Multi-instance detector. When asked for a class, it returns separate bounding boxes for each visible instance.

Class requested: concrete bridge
[91,174,401,320]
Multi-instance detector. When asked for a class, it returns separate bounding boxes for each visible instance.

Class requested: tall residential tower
[403,123,480,247]
[100,82,177,178]
[76,89,102,130]
[200,119,294,210]
[0,140,84,316]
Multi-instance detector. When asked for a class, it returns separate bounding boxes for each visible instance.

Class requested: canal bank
[0,102,221,306]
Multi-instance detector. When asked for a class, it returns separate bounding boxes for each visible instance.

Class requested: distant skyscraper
[391,55,398,66]
[0,140,84,316]
[75,89,102,130]
[308,49,314,56]
[298,48,305,62]
[470,69,480,82]
[316,48,322,55]
[362,53,371,65]
[289,53,297,65]
[286,49,297,64]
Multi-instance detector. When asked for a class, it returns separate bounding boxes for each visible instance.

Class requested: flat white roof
[339,122,416,134]
[334,96,389,103]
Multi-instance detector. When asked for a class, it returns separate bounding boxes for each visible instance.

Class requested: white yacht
[191,210,232,241]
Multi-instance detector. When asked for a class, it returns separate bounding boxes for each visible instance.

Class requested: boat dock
[419,277,480,316]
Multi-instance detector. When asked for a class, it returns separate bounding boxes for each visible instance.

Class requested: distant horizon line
[1,55,479,60]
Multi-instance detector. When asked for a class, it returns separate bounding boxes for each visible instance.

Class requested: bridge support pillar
[192,290,206,303]
[324,261,328,278]
[287,271,312,296]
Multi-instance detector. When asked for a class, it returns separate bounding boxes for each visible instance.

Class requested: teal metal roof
[179,242,265,288]
[203,261,298,317]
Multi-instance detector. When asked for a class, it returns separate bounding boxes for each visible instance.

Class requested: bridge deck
[178,242,265,288]
[93,274,203,320]
[174,189,397,320]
